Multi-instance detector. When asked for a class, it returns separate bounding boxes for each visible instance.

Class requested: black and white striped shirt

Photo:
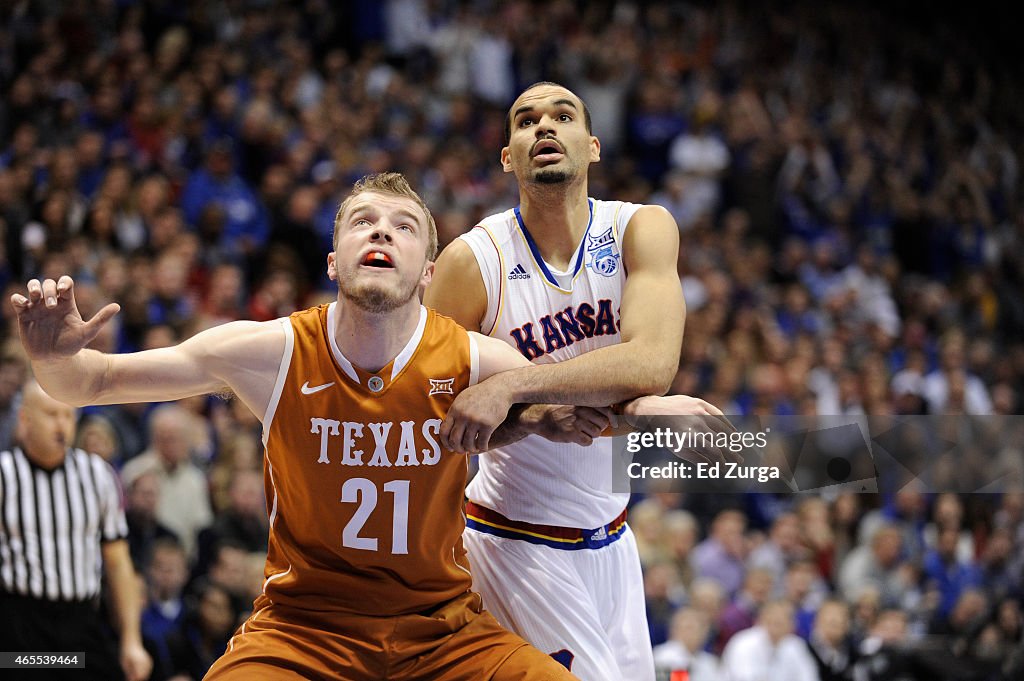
[0,448,128,602]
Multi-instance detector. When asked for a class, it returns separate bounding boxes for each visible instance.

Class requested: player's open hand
[10,276,120,361]
[441,380,514,453]
[623,394,743,465]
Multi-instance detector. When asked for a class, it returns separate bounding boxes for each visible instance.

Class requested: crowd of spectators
[1,1,1022,679]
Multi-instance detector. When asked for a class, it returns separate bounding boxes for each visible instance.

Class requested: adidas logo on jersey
[590,526,607,542]
[507,263,531,280]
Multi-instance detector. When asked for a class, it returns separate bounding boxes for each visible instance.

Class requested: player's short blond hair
[333,172,438,261]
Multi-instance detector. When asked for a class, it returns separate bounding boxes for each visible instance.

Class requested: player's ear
[590,135,601,163]
[420,261,434,288]
[327,252,338,281]
[500,146,513,173]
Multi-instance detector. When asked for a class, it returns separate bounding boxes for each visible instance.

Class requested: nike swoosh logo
[301,381,335,395]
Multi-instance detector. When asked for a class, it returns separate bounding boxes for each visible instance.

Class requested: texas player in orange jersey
[13,172,627,680]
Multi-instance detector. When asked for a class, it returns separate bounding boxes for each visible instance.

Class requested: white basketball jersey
[459,198,643,527]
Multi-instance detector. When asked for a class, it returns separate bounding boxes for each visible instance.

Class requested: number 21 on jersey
[340,478,410,554]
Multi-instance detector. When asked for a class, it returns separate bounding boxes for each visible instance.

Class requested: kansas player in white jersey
[457,198,640,529]
[427,83,724,681]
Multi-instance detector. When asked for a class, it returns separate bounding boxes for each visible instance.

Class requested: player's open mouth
[361,251,394,268]
[531,140,564,163]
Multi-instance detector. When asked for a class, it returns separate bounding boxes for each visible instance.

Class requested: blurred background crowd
[0,1,1022,679]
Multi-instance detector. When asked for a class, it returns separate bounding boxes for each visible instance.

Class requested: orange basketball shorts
[204,591,576,680]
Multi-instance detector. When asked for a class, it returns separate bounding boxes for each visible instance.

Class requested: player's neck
[332,298,423,373]
[517,182,591,267]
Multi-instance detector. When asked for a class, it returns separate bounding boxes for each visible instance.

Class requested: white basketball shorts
[464,502,655,681]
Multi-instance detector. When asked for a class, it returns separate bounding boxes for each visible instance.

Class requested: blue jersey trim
[513,199,594,288]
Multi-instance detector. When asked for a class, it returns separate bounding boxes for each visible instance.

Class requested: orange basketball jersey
[259,303,477,616]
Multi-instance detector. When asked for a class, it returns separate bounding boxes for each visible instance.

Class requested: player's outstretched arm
[620,394,725,423]
[12,276,285,418]
[441,206,686,449]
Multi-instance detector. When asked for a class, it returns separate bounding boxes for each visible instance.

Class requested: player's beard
[337,268,419,313]
[534,169,569,184]
[530,155,578,186]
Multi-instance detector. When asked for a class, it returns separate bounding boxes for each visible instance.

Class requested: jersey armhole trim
[468,332,480,386]
[616,201,643,277]
[476,224,506,336]
[267,460,279,528]
[261,563,291,596]
[262,317,294,446]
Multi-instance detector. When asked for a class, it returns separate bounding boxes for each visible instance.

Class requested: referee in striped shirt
[0,380,151,681]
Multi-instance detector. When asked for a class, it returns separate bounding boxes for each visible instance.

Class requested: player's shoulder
[417,308,475,371]
[426,306,472,339]
[465,209,518,245]
[594,201,676,248]
[589,197,644,211]
[588,198,657,230]
[289,302,330,323]
[437,210,516,274]
[589,196,648,212]
[275,302,328,337]
[477,207,517,230]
